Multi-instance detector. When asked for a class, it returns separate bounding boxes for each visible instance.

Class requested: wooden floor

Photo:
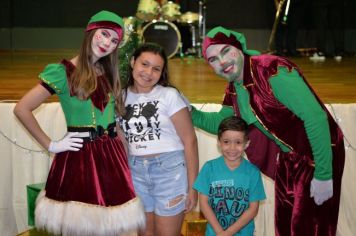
[1,50,356,104]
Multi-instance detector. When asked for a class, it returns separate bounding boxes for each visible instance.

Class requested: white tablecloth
[1,102,355,236]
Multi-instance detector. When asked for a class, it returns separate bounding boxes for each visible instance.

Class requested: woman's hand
[48,132,83,153]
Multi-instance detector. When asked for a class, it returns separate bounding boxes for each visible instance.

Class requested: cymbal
[179,11,199,24]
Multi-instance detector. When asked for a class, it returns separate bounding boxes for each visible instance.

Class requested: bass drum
[142,21,181,59]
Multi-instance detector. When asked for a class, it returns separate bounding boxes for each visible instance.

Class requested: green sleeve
[39,63,68,95]
[191,105,234,135]
[270,67,332,180]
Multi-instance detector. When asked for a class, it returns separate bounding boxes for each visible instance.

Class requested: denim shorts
[128,150,188,216]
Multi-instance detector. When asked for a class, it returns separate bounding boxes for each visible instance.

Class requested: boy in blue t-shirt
[193,116,266,236]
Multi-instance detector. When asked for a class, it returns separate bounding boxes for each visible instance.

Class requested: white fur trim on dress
[35,190,145,236]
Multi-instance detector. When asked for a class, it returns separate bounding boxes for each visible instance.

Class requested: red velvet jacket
[223,54,344,179]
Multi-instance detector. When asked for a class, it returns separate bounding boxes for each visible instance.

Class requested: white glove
[180,92,192,111]
[48,132,83,153]
[310,177,333,205]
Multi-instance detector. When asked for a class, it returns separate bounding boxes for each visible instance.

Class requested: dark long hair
[125,42,170,89]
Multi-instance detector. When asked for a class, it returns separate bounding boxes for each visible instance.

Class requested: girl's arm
[116,123,128,155]
[171,107,199,212]
[199,194,224,234]
[13,84,53,149]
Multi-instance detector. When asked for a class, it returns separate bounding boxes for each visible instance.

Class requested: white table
[1,102,355,236]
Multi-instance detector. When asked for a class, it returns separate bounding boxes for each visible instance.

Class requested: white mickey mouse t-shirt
[119,85,186,156]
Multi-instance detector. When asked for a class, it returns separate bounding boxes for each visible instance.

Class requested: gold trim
[67,125,96,128]
[91,101,96,126]
[108,93,113,125]
[39,75,61,94]
[247,58,294,151]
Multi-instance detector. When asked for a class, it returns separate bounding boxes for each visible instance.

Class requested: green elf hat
[202,26,260,59]
[86,10,124,42]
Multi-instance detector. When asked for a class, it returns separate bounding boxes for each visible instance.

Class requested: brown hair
[125,43,170,89]
[218,116,249,140]
[70,30,125,116]
[123,43,179,105]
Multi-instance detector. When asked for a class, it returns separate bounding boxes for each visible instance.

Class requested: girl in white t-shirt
[118,43,199,236]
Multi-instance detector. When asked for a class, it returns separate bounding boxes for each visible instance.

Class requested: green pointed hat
[202,26,260,59]
[86,10,124,41]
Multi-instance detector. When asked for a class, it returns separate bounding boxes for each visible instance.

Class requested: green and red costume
[193,27,345,236]
[36,59,145,236]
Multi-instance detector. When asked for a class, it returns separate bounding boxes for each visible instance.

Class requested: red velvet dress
[36,60,145,236]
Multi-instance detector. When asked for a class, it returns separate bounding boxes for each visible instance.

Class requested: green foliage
[118,32,140,87]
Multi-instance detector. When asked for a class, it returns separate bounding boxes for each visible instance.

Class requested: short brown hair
[218,116,249,140]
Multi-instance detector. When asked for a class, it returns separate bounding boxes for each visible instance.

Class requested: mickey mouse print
[122,101,161,149]
[119,85,186,156]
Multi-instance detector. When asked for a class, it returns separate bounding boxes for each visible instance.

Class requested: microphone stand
[197,0,206,58]
[282,0,291,24]
[267,0,287,52]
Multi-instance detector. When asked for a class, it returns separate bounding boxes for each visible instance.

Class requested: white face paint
[206,44,244,82]
[91,28,120,63]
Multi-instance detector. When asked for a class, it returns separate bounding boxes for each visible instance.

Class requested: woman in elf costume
[14,10,145,236]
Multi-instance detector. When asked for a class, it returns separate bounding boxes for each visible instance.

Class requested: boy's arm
[172,107,199,212]
[224,201,259,235]
[199,194,224,234]
[116,123,128,155]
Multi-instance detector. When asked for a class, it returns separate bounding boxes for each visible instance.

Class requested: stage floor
[1,50,356,104]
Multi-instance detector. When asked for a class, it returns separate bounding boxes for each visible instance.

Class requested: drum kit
[121,0,206,59]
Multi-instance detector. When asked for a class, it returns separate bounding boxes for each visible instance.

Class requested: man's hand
[310,177,333,205]
[48,132,83,153]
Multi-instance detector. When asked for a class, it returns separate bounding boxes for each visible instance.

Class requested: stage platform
[0,50,356,104]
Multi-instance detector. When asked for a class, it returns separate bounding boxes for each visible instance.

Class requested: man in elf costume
[192,26,345,236]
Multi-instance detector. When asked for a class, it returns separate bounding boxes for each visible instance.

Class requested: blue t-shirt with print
[193,156,266,236]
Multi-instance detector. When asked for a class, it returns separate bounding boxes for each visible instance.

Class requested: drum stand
[182,24,198,56]
[190,25,197,53]
[197,0,206,58]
